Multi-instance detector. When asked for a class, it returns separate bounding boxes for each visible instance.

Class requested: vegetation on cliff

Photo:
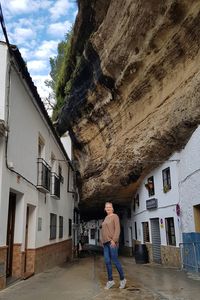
[47,0,99,122]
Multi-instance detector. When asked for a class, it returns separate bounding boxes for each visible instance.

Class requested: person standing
[101,202,126,290]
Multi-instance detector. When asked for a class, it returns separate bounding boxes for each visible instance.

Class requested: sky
[0,0,77,99]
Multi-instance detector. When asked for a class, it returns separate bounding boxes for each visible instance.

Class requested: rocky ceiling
[56,0,200,217]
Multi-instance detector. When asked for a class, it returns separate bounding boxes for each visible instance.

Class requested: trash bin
[134,244,149,264]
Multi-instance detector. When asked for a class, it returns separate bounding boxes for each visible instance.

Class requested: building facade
[121,126,200,269]
[0,42,76,289]
[121,155,181,267]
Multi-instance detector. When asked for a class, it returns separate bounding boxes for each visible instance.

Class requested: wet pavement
[0,255,200,300]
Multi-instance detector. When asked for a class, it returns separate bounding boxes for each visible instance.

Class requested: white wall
[0,43,7,120]
[61,133,72,160]
[131,155,181,246]
[0,44,74,251]
[178,126,200,233]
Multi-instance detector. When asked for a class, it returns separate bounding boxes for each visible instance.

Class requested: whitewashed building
[0,41,77,289]
[178,126,200,234]
[121,126,200,268]
[122,154,181,267]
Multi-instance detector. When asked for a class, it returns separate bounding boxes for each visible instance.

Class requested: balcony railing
[0,120,6,137]
[0,105,6,136]
[37,158,51,193]
[51,172,60,199]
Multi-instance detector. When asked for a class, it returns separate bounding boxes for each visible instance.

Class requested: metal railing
[51,172,60,199]
[180,242,200,273]
[37,158,51,192]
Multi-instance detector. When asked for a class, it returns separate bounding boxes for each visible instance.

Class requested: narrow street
[0,255,199,300]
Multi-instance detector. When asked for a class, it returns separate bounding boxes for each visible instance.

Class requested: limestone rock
[57,0,200,208]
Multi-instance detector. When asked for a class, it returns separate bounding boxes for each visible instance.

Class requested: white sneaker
[104,280,115,290]
[119,278,127,289]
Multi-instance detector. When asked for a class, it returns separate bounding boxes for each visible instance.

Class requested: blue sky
[0,0,77,99]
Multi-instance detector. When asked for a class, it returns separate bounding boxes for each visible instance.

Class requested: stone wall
[161,245,181,268]
[146,243,181,268]
[34,239,72,273]
[12,244,24,278]
[0,246,7,290]
[0,240,72,290]
[145,242,153,263]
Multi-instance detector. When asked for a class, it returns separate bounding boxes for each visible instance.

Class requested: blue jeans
[103,242,125,281]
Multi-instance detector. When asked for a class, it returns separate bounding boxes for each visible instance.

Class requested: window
[50,213,57,240]
[90,228,95,239]
[73,208,79,225]
[38,217,42,231]
[37,158,51,192]
[51,173,60,199]
[59,164,64,184]
[68,218,72,237]
[147,176,155,197]
[59,216,63,238]
[134,222,137,240]
[142,222,150,243]
[38,135,45,158]
[162,167,171,193]
[165,217,176,246]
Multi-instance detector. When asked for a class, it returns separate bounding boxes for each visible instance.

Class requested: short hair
[105,202,113,207]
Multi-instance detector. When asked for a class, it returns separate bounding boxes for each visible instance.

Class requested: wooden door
[6,193,16,277]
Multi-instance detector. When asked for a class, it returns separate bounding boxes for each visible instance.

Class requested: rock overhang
[56,0,200,213]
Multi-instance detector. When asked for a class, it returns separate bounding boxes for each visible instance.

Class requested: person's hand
[110,240,116,248]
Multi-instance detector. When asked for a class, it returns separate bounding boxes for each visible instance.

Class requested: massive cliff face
[56,0,200,210]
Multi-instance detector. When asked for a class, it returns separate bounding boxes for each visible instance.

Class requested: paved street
[0,255,200,300]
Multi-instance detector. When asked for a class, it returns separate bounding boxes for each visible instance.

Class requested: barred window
[59,216,63,238]
[50,213,57,240]
[134,222,137,240]
[68,218,72,237]
[162,167,171,192]
[142,222,150,243]
[165,217,176,246]
[147,176,155,197]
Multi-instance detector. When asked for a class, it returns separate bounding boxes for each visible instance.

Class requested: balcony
[0,120,6,137]
[37,158,51,193]
[0,105,6,136]
[51,173,60,199]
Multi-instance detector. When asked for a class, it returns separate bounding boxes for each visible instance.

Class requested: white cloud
[49,0,72,20]
[19,47,32,60]
[48,20,72,37]
[27,60,47,73]
[9,27,36,45]
[34,40,59,59]
[1,0,53,14]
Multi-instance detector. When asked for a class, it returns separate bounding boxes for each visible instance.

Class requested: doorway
[24,205,36,278]
[24,206,29,275]
[150,218,161,264]
[6,193,16,277]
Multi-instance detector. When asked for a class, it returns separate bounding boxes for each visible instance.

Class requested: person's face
[105,203,113,215]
